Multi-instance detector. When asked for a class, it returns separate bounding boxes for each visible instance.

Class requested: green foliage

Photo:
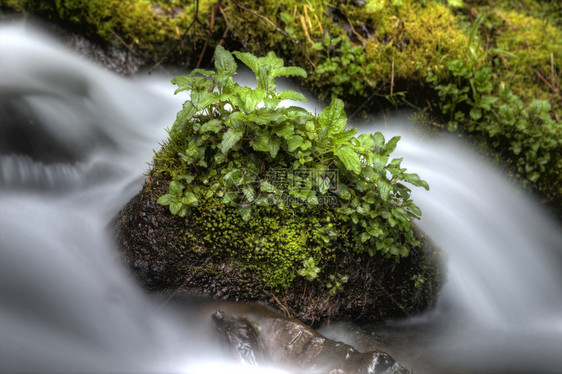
[298,257,321,281]
[312,34,376,98]
[156,46,429,288]
[426,15,562,200]
[326,273,349,296]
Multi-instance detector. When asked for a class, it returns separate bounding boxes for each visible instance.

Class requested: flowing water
[1,23,562,373]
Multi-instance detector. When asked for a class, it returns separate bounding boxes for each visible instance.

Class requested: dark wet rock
[210,305,411,374]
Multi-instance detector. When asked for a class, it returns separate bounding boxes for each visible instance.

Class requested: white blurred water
[1,22,562,374]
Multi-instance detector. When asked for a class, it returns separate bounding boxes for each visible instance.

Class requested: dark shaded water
[1,23,562,373]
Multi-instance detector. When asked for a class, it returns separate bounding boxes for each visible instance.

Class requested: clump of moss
[1,0,218,61]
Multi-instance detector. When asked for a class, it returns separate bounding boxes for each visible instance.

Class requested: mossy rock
[114,168,442,324]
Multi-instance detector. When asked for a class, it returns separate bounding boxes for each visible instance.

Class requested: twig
[537,69,560,96]
[271,292,292,317]
[112,30,137,55]
[233,1,290,38]
[390,59,395,95]
[196,2,217,68]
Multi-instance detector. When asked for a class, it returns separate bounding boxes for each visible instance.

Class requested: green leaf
[171,101,197,135]
[334,145,362,174]
[377,181,392,201]
[264,97,281,110]
[319,98,347,134]
[275,123,294,139]
[373,154,388,172]
[357,133,375,150]
[469,107,482,120]
[360,232,371,243]
[157,194,172,206]
[214,45,237,75]
[169,180,184,195]
[271,66,307,79]
[250,133,270,152]
[277,90,307,102]
[403,173,430,190]
[382,136,401,156]
[287,135,304,152]
[331,129,357,145]
[373,132,385,149]
[239,206,252,221]
[191,90,219,111]
[232,51,259,74]
[182,192,198,205]
[170,202,182,215]
[219,128,244,154]
[200,119,222,133]
[263,137,279,158]
[224,169,244,186]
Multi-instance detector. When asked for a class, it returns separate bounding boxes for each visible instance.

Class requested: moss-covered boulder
[113,46,442,324]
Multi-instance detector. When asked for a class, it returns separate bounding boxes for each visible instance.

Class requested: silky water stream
[1,23,562,373]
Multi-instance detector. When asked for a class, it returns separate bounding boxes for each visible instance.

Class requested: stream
[1,22,562,373]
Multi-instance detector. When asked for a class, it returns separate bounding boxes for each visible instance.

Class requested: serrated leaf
[277,90,307,102]
[224,168,244,186]
[319,98,347,134]
[169,180,184,195]
[357,133,375,150]
[252,108,282,125]
[191,90,219,111]
[287,135,304,152]
[182,192,198,205]
[239,206,252,221]
[200,119,222,133]
[316,176,330,194]
[275,123,294,139]
[269,137,281,158]
[403,173,430,190]
[171,101,197,135]
[377,181,392,201]
[373,132,385,149]
[170,202,182,215]
[250,133,270,152]
[272,66,307,78]
[214,45,237,75]
[219,128,244,154]
[331,130,356,144]
[382,136,400,156]
[243,87,266,113]
[157,194,172,206]
[334,145,361,174]
[264,97,281,110]
[373,154,388,172]
[232,51,259,74]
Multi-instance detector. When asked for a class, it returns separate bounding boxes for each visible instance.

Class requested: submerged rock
[210,305,411,373]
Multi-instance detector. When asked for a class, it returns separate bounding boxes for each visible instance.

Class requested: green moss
[1,0,218,59]
[183,200,344,289]
[493,11,561,111]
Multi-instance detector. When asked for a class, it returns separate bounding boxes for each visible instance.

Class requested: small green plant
[326,273,349,296]
[298,257,321,281]
[426,15,562,197]
[156,180,197,217]
[157,45,429,287]
[312,34,376,97]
